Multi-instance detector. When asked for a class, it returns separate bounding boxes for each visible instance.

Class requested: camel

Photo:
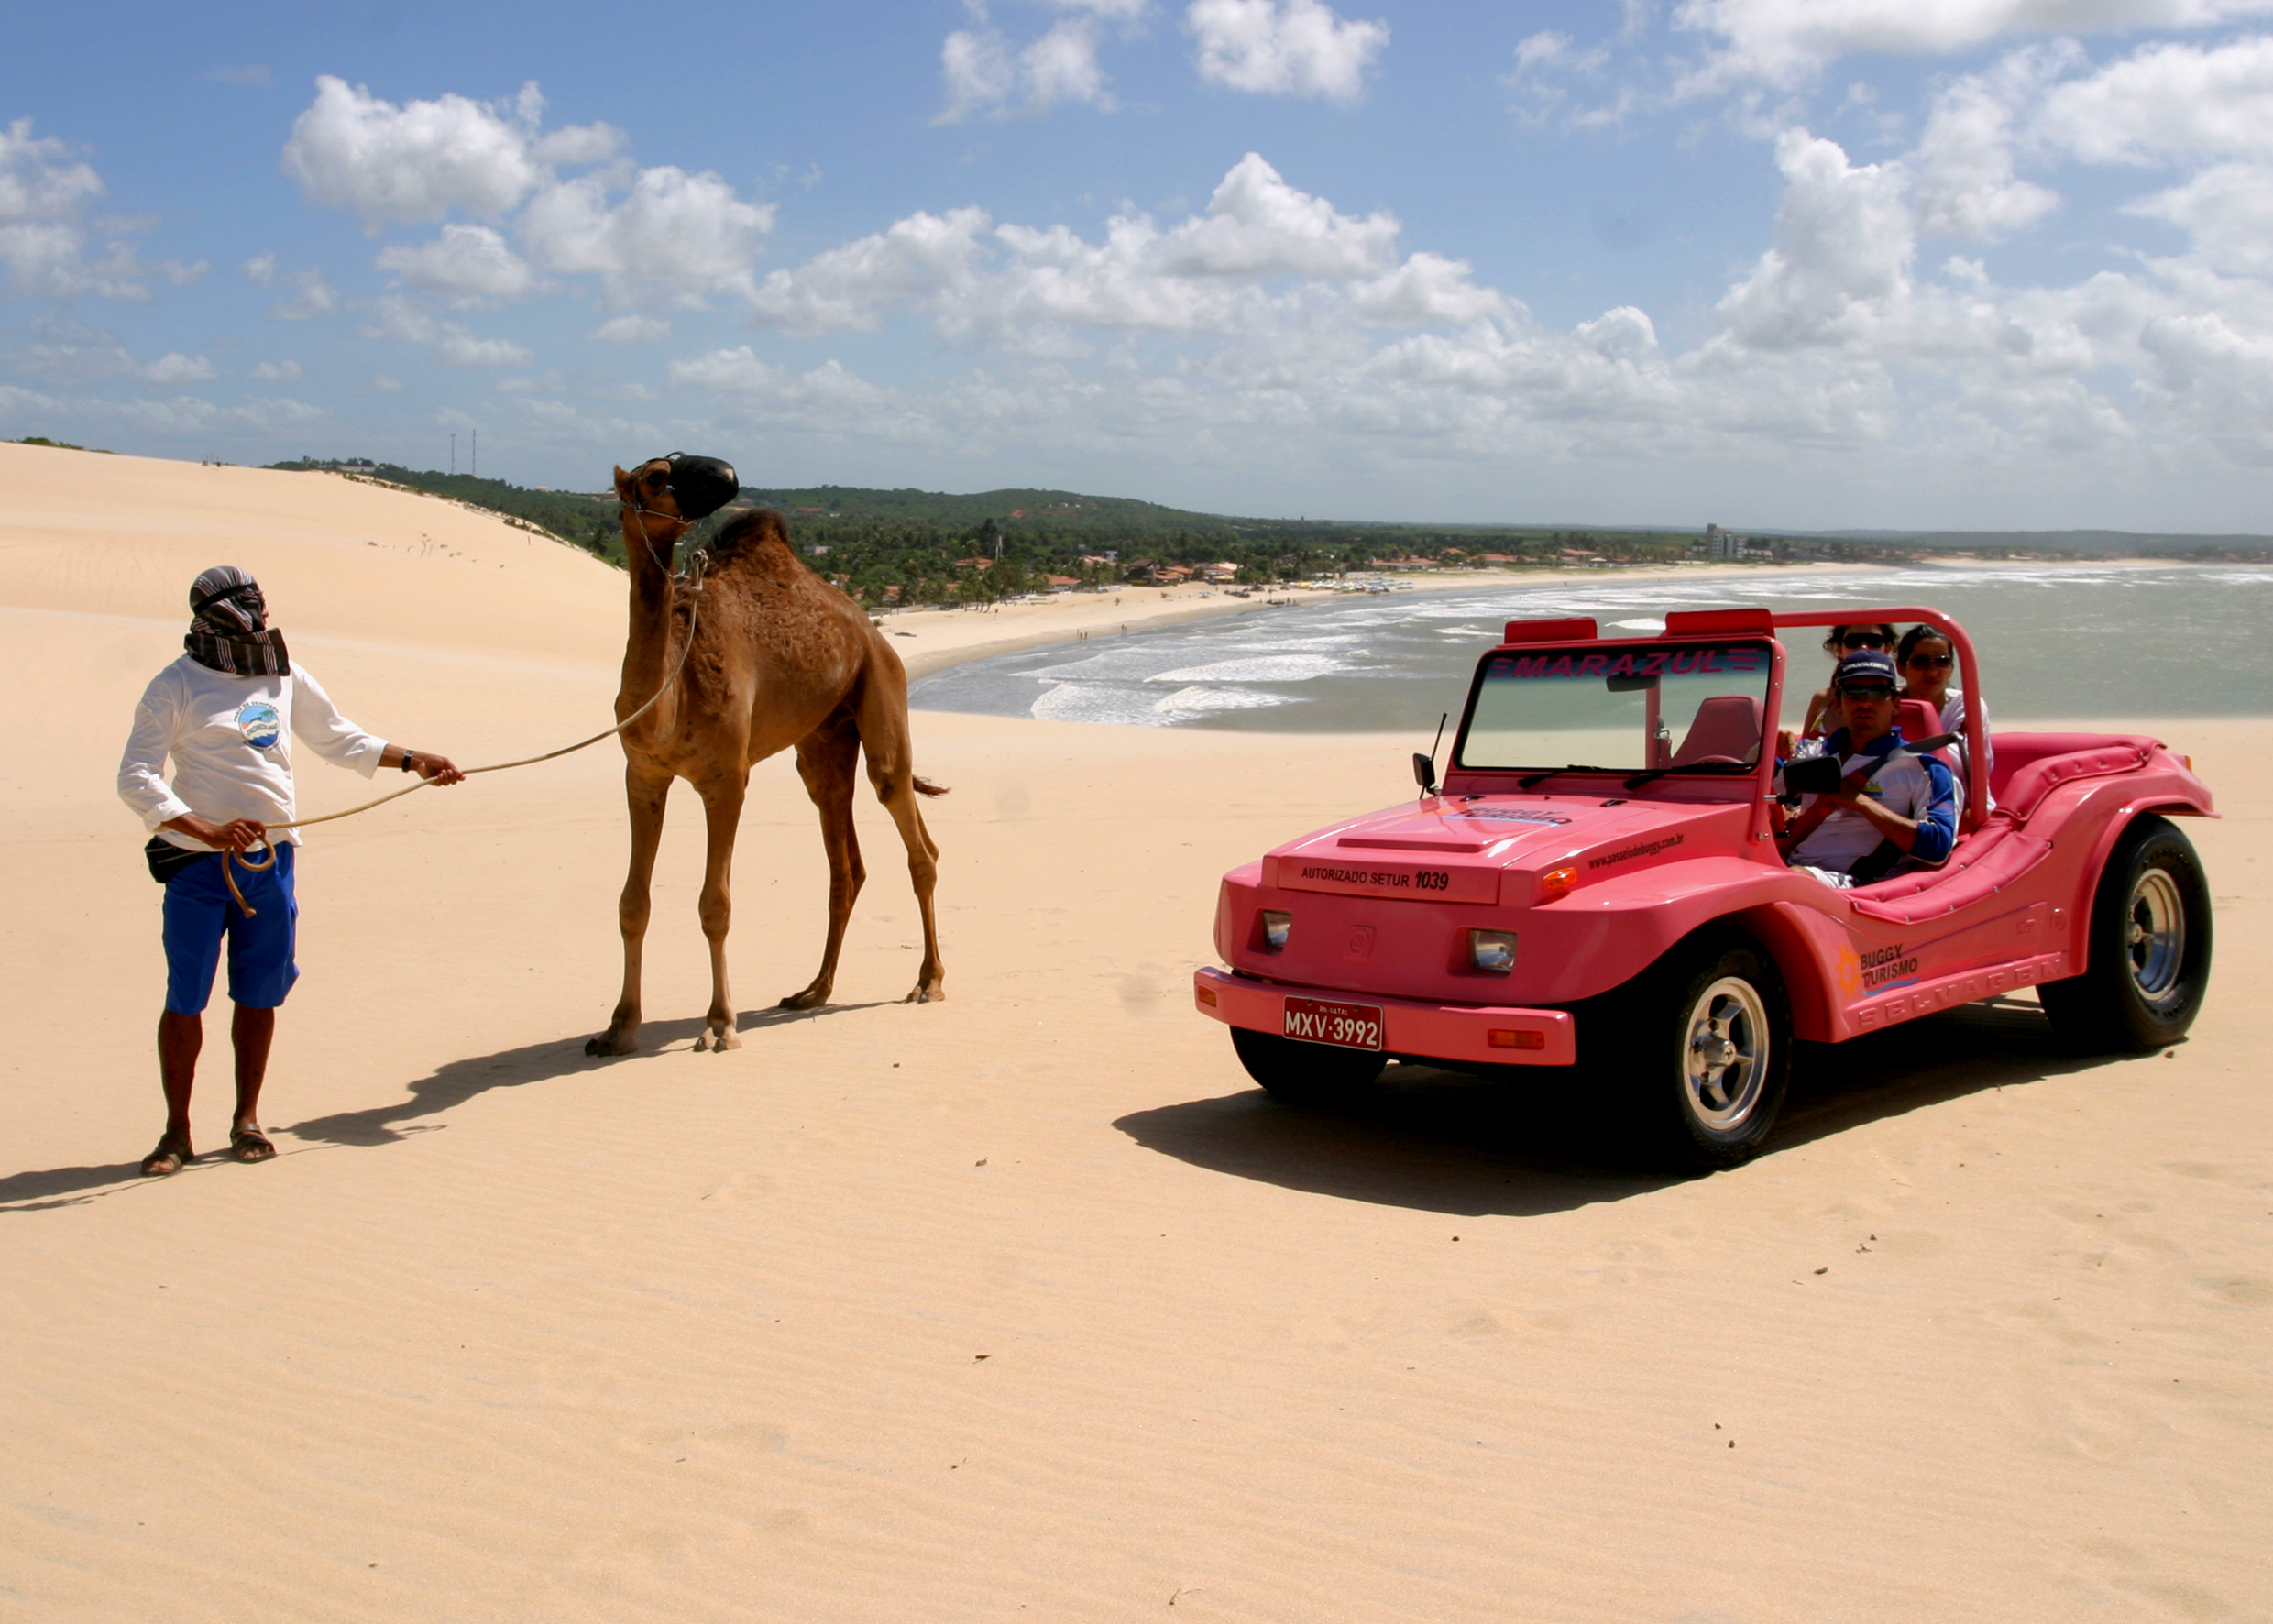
[585,457,946,1057]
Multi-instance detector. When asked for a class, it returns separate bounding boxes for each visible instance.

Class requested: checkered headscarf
[184,565,291,676]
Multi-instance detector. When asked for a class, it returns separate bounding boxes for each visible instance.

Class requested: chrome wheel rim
[1684,976,1768,1133]
[2125,869,2186,1001]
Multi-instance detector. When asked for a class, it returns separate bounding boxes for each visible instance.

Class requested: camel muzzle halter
[626,452,739,575]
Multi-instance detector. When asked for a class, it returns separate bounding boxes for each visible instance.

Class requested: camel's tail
[912,776,950,797]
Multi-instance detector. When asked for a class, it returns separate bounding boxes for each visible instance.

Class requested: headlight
[1260,910,1292,950]
[1469,929,1517,973]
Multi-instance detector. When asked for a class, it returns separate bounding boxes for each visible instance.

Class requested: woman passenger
[1799,624,1897,739]
[1897,624,1993,797]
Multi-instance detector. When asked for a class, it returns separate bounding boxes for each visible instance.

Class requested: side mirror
[1412,752,1438,795]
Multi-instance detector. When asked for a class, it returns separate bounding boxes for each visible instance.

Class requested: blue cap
[1834,650,1899,690]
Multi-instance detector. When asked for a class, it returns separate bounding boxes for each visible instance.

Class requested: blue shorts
[161,842,299,1014]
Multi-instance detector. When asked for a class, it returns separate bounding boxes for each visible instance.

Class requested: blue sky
[7,0,2273,530]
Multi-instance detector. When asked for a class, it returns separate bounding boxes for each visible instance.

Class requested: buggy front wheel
[1598,937,1793,1171]
[1231,1026,1385,1104]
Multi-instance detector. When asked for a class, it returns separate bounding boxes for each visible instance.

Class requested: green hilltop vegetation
[267,457,625,560]
[274,459,2273,608]
[273,458,1823,598]
[11,434,113,453]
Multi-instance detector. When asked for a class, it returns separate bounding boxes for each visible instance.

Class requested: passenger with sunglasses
[1895,624,1992,803]
[1777,650,1958,887]
[1795,623,1898,742]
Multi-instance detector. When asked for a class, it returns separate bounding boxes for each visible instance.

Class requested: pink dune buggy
[1193,606,2215,1168]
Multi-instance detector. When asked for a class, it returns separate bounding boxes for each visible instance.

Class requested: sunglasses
[1839,632,1889,649]
[1905,653,1954,669]
[1837,685,1895,701]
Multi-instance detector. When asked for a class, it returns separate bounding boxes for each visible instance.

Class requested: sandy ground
[3,445,2268,1622]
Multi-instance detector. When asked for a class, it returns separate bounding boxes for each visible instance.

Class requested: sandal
[229,1125,276,1164]
[140,1133,192,1177]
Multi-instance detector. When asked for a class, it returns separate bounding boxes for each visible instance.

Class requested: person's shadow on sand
[0,1003,890,1211]
[1114,1000,2171,1218]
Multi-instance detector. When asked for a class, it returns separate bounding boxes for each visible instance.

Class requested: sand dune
[2,446,2267,1621]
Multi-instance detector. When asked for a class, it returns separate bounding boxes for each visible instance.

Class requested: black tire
[1591,936,1793,1171]
[2040,816,2213,1052]
[1231,1026,1385,1104]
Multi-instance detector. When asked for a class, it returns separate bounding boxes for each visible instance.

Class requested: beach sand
[3,444,2267,1621]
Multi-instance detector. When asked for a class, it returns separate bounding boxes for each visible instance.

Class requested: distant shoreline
[885,554,2201,682]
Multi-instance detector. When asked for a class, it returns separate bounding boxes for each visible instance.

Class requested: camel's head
[614,453,740,525]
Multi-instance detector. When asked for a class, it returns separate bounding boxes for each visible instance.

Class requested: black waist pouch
[144,836,216,884]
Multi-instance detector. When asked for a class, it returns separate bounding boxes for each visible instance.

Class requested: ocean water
[907,565,2273,732]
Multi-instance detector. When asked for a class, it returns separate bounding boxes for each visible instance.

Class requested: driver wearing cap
[1776,649,1957,888]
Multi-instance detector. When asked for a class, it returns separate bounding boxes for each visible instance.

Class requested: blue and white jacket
[1786,726,1958,877]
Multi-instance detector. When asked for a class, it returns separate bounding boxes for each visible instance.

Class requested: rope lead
[219,549,708,916]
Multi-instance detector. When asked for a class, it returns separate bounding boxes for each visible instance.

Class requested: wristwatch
[400,750,419,773]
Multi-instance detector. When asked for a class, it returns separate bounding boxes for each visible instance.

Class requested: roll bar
[1762,607,1987,834]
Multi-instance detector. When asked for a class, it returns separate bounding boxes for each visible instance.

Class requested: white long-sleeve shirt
[119,656,390,850]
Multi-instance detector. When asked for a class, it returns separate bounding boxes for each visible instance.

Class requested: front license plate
[1283,996,1384,1051]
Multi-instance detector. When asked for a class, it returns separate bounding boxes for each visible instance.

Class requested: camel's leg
[692,772,750,1052]
[587,763,673,1056]
[856,682,945,1004]
[781,718,865,1010]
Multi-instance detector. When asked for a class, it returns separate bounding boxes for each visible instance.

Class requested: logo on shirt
[236,700,281,751]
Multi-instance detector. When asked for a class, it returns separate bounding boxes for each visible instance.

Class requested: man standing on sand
[116,566,465,1177]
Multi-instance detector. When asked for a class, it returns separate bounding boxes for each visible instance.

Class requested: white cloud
[2036,34,2273,163]
[248,358,302,381]
[0,117,200,300]
[1515,30,1582,71]
[242,252,276,287]
[371,373,403,391]
[939,18,1115,120]
[686,132,2273,488]
[1188,0,1389,100]
[747,206,994,333]
[669,348,892,406]
[267,267,338,321]
[2130,161,2273,269]
[1349,251,1515,324]
[282,76,544,229]
[590,313,670,343]
[361,295,533,368]
[519,166,775,306]
[375,223,537,303]
[139,352,214,384]
[528,122,625,166]
[1713,130,1916,352]
[745,154,1401,339]
[281,77,774,313]
[111,393,324,434]
[1910,53,2063,238]
[0,378,323,439]
[1027,19,1115,105]
[1675,0,2273,88]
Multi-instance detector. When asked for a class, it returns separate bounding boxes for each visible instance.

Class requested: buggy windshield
[1456,642,1773,775]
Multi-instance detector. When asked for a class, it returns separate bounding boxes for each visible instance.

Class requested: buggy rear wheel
[2040,816,2213,1052]
[1231,1026,1385,1104]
